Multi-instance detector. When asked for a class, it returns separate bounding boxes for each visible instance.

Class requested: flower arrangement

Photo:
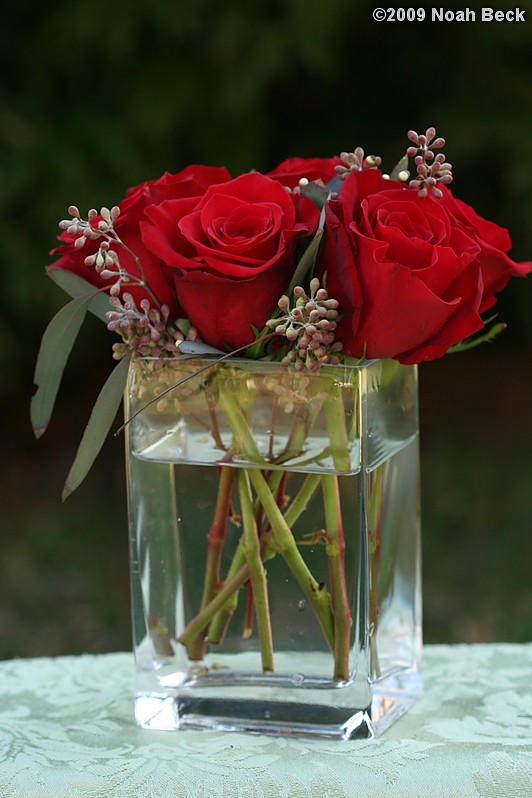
[32,127,531,688]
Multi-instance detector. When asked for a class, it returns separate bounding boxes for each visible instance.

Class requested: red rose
[266,156,342,189]
[123,165,231,208]
[318,170,532,364]
[141,172,320,349]
[441,193,532,310]
[50,165,231,314]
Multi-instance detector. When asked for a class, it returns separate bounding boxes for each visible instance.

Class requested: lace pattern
[1,645,532,797]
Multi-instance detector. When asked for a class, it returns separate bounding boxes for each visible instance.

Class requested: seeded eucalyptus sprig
[334,147,382,178]
[266,278,343,372]
[406,127,454,198]
[107,294,201,362]
[59,205,164,311]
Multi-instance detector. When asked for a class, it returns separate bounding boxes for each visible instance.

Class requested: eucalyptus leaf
[390,154,410,181]
[62,353,131,501]
[31,293,95,439]
[300,181,328,210]
[47,267,111,322]
[178,340,226,356]
[286,224,325,297]
[325,175,343,195]
[175,317,192,337]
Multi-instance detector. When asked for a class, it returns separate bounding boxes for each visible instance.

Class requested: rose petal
[266,156,343,189]
[174,264,290,350]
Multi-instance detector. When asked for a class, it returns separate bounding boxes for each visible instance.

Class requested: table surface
[1,644,532,797]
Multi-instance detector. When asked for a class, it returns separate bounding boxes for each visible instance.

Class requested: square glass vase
[125,356,422,740]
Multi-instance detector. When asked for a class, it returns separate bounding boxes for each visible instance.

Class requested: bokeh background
[1,0,531,659]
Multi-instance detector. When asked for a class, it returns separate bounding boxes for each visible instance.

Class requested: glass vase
[125,356,422,740]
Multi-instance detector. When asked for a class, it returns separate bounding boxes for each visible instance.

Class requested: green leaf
[286,224,325,297]
[243,323,279,360]
[178,340,225,356]
[325,175,342,195]
[299,181,328,210]
[175,317,192,337]
[31,294,95,438]
[47,267,111,322]
[390,154,409,181]
[447,321,507,354]
[62,353,131,501]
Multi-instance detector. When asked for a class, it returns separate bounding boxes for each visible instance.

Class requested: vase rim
[129,356,395,371]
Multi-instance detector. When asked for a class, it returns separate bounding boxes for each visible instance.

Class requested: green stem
[268,392,279,460]
[205,383,226,451]
[367,465,384,679]
[274,405,308,463]
[247,468,334,651]
[322,381,351,472]
[207,379,335,657]
[243,584,254,639]
[209,472,323,645]
[218,390,263,462]
[207,543,247,644]
[208,469,284,644]
[273,394,323,466]
[322,474,351,681]
[253,469,284,518]
[178,564,249,646]
[237,470,274,673]
[284,473,321,527]
[186,466,235,660]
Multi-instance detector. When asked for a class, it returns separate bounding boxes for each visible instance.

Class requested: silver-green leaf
[177,341,225,356]
[31,293,95,439]
[47,267,111,322]
[390,154,410,181]
[299,181,328,210]
[286,224,325,297]
[62,353,131,501]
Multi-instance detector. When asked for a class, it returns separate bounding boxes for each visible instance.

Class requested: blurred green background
[1,0,531,659]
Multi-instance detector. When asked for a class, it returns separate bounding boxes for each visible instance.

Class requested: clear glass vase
[125,357,422,740]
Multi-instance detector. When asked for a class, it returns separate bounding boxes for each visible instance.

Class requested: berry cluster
[59,205,120,246]
[335,147,382,179]
[59,205,149,300]
[267,278,342,371]
[106,293,198,362]
[262,372,329,415]
[406,127,453,198]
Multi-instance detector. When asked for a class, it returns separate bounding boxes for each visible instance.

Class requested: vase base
[134,670,422,740]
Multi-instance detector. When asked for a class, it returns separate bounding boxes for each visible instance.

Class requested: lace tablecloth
[1,644,532,797]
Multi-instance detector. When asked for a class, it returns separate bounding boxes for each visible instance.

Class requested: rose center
[210,207,273,245]
[379,209,434,242]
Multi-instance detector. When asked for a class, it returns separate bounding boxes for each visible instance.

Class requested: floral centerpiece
[32,128,531,739]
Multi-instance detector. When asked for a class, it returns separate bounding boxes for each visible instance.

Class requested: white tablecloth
[1,644,532,797]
